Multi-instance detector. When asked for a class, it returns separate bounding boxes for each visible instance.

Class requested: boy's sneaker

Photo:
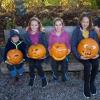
[90,83,96,95]
[42,78,47,88]
[12,76,19,85]
[15,76,19,82]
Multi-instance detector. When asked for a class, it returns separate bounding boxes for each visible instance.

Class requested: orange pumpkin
[77,38,99,59]
[7,49,23,65]
[28,44,46,59]
[50,43,68,61]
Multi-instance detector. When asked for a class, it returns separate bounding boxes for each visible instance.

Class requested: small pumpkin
[77,38,99,59]
[50,42,68,61]
[28,44,46,59]
[7,49,23,65]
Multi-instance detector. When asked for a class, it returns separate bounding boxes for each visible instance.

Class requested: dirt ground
[0,71,100,100]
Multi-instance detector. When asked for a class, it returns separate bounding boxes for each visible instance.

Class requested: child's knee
[10,69,17,77]
[17,67,24,75]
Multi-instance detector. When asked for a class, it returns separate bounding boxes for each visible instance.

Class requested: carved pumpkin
[7,49,23,65]
[77,38,99,59]
[50,43,68,61]
[28,44,46,59]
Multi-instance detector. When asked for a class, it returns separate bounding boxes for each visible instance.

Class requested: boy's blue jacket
[71,26,100,60]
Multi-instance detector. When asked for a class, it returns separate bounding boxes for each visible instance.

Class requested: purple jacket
[29,32,39,45]
[48,31,71,50]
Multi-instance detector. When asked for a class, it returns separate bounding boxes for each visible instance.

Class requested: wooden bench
[0,26,99,74]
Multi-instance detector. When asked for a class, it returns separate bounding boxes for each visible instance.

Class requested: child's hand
[27,54,29,58]
[80,56,89,60]
[5,60,12,65]
[94,26,100,33]
[68,49,71,54]
[39,56,47,60]
[92,54,99,59]
[19,59,25,63]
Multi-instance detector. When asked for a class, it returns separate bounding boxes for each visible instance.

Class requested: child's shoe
[90,83,96,95]
[42,78,47,87]
[28,79,34,86]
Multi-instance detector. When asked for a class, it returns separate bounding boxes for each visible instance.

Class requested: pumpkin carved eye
[14,55,19,57]
[35,49,38,51]
[84,44,88,48]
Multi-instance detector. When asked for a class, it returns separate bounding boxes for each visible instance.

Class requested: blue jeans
[7,63,24,77]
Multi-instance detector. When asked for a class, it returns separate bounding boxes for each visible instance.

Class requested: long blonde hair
[28,17,42,31]
[53,17,64,26]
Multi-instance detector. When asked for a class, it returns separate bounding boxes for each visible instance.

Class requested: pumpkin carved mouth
[82,50,91,56]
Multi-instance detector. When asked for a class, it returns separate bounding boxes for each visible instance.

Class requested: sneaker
[50,77,59,83]
[84,84,91,98]
[52,74,59,81]
[11,76,19,85]
[83,93,91,99]
[90,83,96,95]
[28,76,36,86]
[62,73,70,82]
[28,79,34,86]
[42,78,47,88]
[15,76,19,82]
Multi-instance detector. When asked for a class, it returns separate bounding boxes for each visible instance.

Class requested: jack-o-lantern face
[77,38,99,59]
[28,44,46,59]
[7,49,23,65]
[50,43,68,61]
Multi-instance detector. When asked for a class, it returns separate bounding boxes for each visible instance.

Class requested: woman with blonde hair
[24,17,48,87]
[48,17,71,82]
